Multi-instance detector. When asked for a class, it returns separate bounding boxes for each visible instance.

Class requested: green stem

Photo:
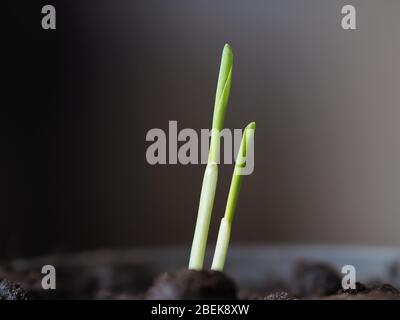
[188,163,218,270]
[189,44,233,270]
[211,122,256,271]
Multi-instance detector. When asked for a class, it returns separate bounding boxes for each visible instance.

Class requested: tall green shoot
[188,44,233,270]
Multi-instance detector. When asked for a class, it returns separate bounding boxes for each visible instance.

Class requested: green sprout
[189,44,233,270]
[211,122,256,271]
[188,44,255,271]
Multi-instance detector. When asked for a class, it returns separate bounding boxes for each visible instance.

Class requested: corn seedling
[189,44,255,271]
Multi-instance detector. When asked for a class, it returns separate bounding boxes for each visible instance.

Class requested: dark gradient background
[3,1,400,259]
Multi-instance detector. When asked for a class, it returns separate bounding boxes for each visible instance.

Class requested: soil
[292,260,342,298]
[0,279,27,300]
[1,254,400,300]
[146,269,237,300]
[325,283,400,300]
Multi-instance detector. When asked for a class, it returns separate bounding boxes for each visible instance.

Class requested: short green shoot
[211,122,256,271]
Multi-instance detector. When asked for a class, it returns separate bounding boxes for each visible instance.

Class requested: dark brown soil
[336,281,368,295]
[292,260,342,298]
[0,279,27,300]
[261,291,299,300]
[146,269,237,300]
[2,255,400,300]
[326,284,400,300]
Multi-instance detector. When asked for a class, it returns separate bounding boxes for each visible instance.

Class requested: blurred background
[2,0,400,259]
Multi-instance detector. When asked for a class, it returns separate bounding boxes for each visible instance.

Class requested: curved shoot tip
[242,121,256,155]
[246,121,256,131]
[212,44,233,132]
[223,43,233,59]
[218,44,233,91]
[236,121,256,171]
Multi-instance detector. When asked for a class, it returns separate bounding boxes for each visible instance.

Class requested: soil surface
[1,254,400,300]
[146,269,237,300]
